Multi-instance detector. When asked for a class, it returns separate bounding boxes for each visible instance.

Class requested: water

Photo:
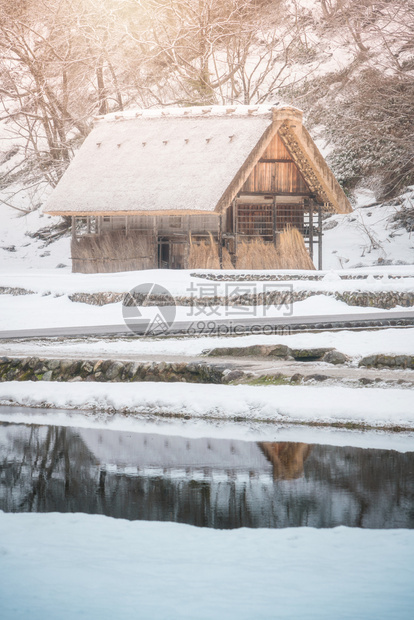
[1,421,413,529]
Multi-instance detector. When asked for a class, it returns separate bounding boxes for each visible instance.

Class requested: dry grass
[236,238,280,269]
[236,227,315,270]
[71,231,154,273]
[277,226,316,270]
[72,227,313,273]
[188,233,233,269]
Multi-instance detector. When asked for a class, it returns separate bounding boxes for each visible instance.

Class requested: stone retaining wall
[69,290,414,309]
[359,354,414,369]
[1,286,413,309]
[0,357,231,384]
[336,291,414,309]
[191,273,412,281]
[205,344,349,363]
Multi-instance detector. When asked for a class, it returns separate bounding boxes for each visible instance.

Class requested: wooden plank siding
[100,214,219,235]
[241,133,310,195]
[261,132,292,160]
[242,162,309,194]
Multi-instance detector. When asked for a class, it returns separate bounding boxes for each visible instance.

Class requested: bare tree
[286,0,414,200]
[0,0,148,211]
[125,0,317,106]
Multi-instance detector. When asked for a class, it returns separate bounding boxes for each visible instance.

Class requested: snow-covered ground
[323,188,414,269]
[1,266,414,297]
[1,405,413,453]
[1,292,412,332]
[0,381,412,429]
[2,326,414,361]
[1,511,413,620]
[0,206,69,272]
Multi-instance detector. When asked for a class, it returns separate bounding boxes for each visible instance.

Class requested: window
[74,216,99,236]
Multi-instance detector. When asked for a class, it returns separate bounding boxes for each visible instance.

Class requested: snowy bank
[0,512,413,620]
[1,290,413,332]
[1,266,414,297]
[1,405,414,453]
[2,326,414,360]
[0,381,413,429]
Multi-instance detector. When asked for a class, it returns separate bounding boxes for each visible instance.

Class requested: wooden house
[43,105,352,272]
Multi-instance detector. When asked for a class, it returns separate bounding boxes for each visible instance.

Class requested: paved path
[1,310,414,340]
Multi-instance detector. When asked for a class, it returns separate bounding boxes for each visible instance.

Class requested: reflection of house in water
[80,429,312,481]
[1,423,414,529]
[79,428,275,479]
[259,442,312,480]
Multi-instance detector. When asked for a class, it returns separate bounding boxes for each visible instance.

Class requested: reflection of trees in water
[0,424,98,514]
[302,443,414,529]
[1,423,414,529]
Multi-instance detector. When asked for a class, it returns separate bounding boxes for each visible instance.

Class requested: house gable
[240,133,310,196]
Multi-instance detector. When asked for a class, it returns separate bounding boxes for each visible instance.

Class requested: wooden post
[219,213,223,269]
[153,216,158,268]
[71,216,76,241]
[309,198,314,260]
[318,205,323,270]
[272,195,277,247]
[232,200,237,266]
[184,234,190,269]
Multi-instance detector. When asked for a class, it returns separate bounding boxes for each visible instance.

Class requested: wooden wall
[100,214,219,235]
[241,134,310,195]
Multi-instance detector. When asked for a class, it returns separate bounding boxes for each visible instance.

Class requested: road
[1,309,414,339]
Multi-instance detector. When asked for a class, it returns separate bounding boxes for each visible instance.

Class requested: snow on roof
[43,104,351,216]
[44,105,278,216]
[77,428,271,471]
[99,103,278,121]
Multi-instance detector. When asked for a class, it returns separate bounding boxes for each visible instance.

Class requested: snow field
[323,193,414,269]
[0,512,413,620]
[0,382,413,429]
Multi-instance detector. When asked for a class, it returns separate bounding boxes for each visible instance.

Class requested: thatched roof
[44,105,352,216]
